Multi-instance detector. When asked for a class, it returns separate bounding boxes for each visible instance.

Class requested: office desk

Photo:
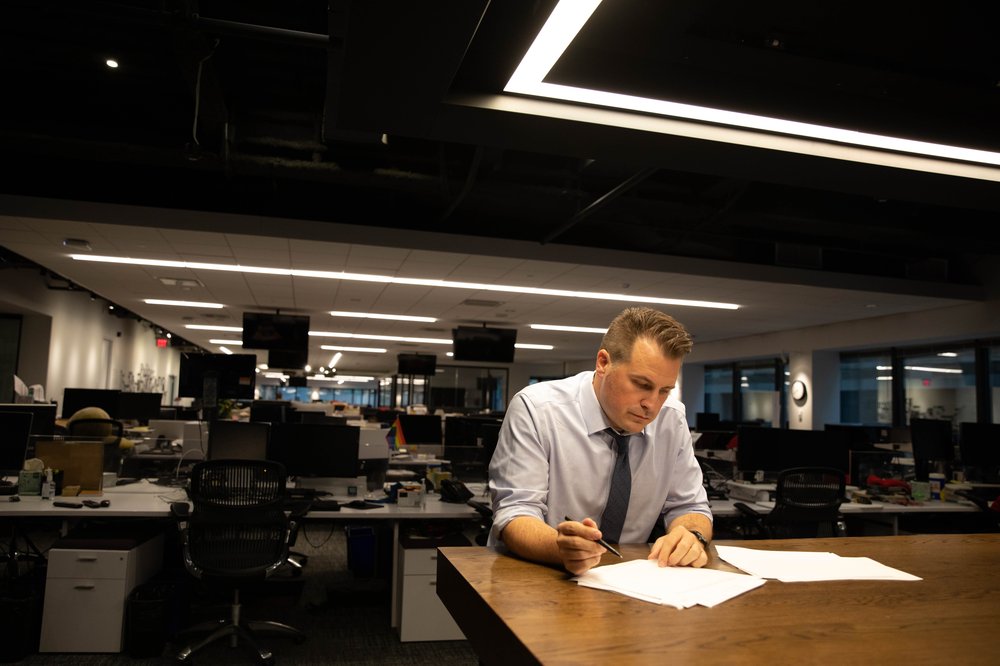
[710,497,980,534]
[438,534,1000,665]
[0,482,477,638]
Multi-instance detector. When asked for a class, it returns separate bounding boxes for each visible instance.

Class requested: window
[902,346,976,426]
[839,352,892,425]
[704,365,734,422]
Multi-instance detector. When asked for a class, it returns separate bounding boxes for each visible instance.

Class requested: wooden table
[438,534,1000,665]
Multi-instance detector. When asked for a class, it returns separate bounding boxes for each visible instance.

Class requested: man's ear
[595,349,611,375]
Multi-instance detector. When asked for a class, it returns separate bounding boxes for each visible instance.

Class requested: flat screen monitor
[736,427,849,479]
[116,392,163,424]
[397,414,442,445]
[695,412,721,431]
[267,422,360,478]
[0,403,57,437]
[241,312,310,351]
[250,400,291,424]
[178,353,256,401]
[207,420,270,460]
[909,418,954,480]
[397,353,437,375]
[267,348,309,370]
[958,422,1000,470]
[451,326,517,363]
[61,388,120,419]
[0,411,33,475]
[824,423,885,450]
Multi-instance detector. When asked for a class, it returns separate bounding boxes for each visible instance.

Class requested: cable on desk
[699,459,732,499]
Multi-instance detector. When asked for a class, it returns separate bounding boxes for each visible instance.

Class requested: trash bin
[124,577,175,658]
[345,524,377,578]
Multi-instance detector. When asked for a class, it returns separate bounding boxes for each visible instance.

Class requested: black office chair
[734,467,847,539]
[171,459,306,664]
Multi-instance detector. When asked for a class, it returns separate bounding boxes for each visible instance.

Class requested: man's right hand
[557,517,608,575]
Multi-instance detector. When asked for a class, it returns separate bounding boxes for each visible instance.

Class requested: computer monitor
[958,422,1000,481]
[178,353,256,402]
[0,411,33,476]
[0,403,57,436]
[249,400,292,424]
[735,427,849,480]
[116,392,163,424]
[909,418,954,481]
[267,422,360,478]
[397,414,442,446]
[695,412,721,431]
[61,388,120,419]
[206,420,270,460]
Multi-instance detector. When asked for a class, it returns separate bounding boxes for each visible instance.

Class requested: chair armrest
[284,499,313,519]
[466,499,493,519]
[169,502,190,520]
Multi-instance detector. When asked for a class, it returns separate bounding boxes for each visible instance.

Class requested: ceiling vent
[460,298,504,308]
[158,277,204,288]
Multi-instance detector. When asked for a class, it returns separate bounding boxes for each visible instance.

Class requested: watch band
[690,529,709,549]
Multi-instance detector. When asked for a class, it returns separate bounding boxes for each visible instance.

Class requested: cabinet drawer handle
[76,556,98,562]
[429,581,436,587]
[74,584,96,590]
[430,555,437,560]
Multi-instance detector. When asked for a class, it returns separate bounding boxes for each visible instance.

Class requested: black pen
[564,516,623,558]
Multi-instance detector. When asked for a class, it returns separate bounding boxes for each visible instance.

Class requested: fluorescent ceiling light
[319,345,387,354]
[144,298,223,308]
[330,310,436,323]
[310,330,453,345]
[515,343,555,350]
[313,375,374,383]
[328,352,343,368]
[186,324,242,332]
[937,352,958,357]
[530,323,607,334]
[70,254,739,310]
[904,365,962,374]
[505,0,1000,175]
[218,346,233,355]
[209,339,243,345]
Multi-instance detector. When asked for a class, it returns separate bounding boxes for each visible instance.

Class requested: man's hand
[647,525,709,568]
[557,517,608,575]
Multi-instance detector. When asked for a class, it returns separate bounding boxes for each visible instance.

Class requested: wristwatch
[690,530,710,549]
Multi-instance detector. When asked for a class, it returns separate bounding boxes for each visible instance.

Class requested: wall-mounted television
[397,353,437,375]
[241,312,310,351]
[178,353,257,401]
[451,326,517,363]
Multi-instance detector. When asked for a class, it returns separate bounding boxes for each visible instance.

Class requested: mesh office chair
[171,459,306,664]
[734,467,847,539]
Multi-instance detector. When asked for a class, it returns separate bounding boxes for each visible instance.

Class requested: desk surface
[0,481,477,520]
[709,497,979,517]
[438,533,1000,665]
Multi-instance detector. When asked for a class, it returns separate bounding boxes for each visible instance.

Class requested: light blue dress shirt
[488,371,711,545]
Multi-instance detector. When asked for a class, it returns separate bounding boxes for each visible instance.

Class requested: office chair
[171,459,306,664]
[734,467,847,539]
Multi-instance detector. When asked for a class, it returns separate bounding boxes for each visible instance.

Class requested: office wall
[0,268,182,413]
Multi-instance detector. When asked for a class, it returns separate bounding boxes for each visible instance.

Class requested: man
[489,306,712,575]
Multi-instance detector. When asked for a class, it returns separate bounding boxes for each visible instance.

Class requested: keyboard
[309,499,341,511]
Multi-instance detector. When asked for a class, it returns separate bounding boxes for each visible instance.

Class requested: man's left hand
[647,525,708,568]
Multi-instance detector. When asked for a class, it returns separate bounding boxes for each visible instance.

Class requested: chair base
[175,589,305,664]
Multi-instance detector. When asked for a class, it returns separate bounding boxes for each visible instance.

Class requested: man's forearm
[499,515,564,566]
[668,512,714,541]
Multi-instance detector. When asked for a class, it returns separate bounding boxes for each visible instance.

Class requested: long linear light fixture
[531,323,607,334]
[320,345,387,353]
[504,0,1000,176]
[309,330,453,345]
[144,298,223,308]
[330,310,437,322]
[515,343,555,350]
[70,254,739,310]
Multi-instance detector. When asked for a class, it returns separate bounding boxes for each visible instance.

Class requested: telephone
[439,478,473,503]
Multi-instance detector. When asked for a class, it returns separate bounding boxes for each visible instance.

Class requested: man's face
[593,337,681,433]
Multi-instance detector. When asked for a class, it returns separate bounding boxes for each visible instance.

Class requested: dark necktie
[600,429,631,544]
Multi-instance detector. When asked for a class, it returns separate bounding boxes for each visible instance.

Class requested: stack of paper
[573,559,765,608]
[714,545,922,582]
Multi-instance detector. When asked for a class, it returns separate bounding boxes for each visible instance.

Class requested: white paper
[573,558,765,608]
[715,545,922,582]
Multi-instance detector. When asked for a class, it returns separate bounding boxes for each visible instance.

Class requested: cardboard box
[34,440,105,495]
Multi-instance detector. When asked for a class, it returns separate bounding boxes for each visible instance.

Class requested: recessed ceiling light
[208,339,243,345]
[71,254,739,310]
[105,59,119,69]
[185,324,242,332]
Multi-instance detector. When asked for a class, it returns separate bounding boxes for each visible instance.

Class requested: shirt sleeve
[488,392,552,544]
[660,407,714,526]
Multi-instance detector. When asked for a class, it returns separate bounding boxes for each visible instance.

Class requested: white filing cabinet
[40,533,164,653]
[396,544,466,642]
